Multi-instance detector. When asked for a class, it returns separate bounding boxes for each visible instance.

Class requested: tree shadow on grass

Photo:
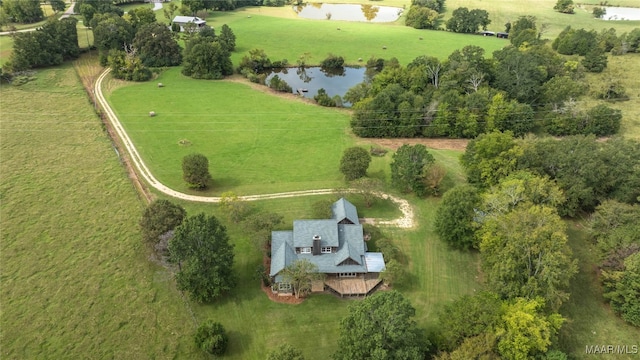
[226,329,253,358]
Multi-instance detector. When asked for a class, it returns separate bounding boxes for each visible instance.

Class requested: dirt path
[94,69,416,228]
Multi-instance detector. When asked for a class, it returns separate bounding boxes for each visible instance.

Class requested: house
[171,16,207,32]
[269,198,386,297]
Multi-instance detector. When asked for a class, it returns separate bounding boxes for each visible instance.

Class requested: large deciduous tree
[169,213,236,302]
[339,147,371,181]
[139,199,186,244]
[479,204,578,310]
[182,37,233,79]
[126,7,156,29]
[92,13,135,65]
[391,144,435,196]
[434,185,482,250]
[333,291,428,360]
[553,0,574,14]
[132,22,183,67]
[182,153,213,189]
[281,259,322,299]
[446,7,491,34]
[2,0,43,23]
[460,131,521,188]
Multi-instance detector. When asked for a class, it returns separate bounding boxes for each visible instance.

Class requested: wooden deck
[324,277,382,297]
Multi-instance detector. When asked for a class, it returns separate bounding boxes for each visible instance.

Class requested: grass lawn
[558,224,640,359]
[108,67,357,196]
[0,64,202,359]
[208,8,509,65]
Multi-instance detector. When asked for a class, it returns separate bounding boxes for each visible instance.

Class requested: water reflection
[293,3,402,22]
[265,66,367,106]
[602,7,640,21]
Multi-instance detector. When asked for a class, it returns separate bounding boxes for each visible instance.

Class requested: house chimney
[312,235,321,255]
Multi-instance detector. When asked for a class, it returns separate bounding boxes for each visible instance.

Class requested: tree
[220,191,252,223]
[169,213,236,302]
[438,291,502,351]
[509,16,538,46]
[589,200,640,255]
[281,259,323,298]
[479,205,578,310]
[423,163,447,196]
[218,24,236,52]
[182,38,233,79]
[49,0,66,13]
[405,6,439,29]
[92,13,135,64]
[2,0,43,23]
[593,6,606,18]
[351,177,383,207]
[601,250,640,326]
[582,47,608,73]
[553,0,574,14]
[194,320,229,356]
[446,7,491,33]
[333,291,428,360]
[482,171,565,216]
[163,2,178,22]
[496,298,565,359]
[126,7,156,29]
[391,144,435,196]
[139,199,186,243]
[339,147,371,181]
[434,185,482,250]
[7,18,79,71]
[132,22,182,67]
[107,47,152,82]
[182,153,212,189]
[460,131,521,188]
[267,344,305,360]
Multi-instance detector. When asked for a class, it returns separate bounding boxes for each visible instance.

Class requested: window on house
[321,247,332,254]
[300,247,312,254]
[339,272,357,278]
[278,283,292,291]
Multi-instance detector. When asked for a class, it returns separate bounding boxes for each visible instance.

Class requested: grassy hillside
[0,64,201,359]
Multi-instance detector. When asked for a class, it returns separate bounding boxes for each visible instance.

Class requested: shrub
[320,54,345,69]
[182,153,212,189]
[194,320,228,356]
[314,88,337,107]
[268,75,292,92]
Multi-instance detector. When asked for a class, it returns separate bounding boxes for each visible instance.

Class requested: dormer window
[300,247,312,254]
[321,247,332,254]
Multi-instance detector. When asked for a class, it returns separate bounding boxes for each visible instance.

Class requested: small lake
[265,67,367,105]
[294,3,403,22]
[602,7,640,21]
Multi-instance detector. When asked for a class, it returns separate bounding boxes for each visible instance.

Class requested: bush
[182,153,212,189]
[405,5,439,29]
[268,75,293,92]
[320,54,345,69]
[314,88,337,107]
[339,146,371,181]
[194,320,229,356]
[593,7,606,18]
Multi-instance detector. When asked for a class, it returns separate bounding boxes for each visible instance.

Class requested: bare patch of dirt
[365,138,469,151]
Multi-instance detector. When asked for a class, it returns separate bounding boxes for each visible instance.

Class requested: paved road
[93,68,415,227]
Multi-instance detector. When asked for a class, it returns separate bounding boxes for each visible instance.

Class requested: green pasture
[108,67,356,196]
[443,0,640,39]
[208,8,509,65]
[0,65,201,358]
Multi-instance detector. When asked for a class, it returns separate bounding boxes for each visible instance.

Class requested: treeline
[4,1,237,83]
[431,132,640,357]
[349,16,638,139]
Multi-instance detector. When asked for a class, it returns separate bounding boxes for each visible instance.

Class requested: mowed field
[0,65,202,359]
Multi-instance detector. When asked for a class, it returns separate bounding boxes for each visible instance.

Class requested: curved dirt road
[94,68,415,227]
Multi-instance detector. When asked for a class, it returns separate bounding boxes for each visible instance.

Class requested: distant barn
[497,32,509,39]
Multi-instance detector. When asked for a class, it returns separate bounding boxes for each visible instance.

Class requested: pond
[293,3,403,22]
[265,66,367,105]
[602,7,640,21]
